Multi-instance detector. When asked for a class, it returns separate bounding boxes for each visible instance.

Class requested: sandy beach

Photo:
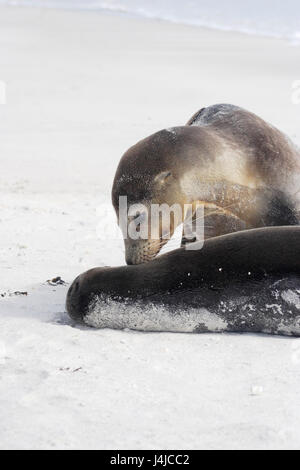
[0,4,300,450]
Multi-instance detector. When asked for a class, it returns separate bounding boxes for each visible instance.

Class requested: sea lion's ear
[154,171,173,185]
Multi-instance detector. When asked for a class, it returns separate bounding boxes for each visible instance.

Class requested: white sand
[0,5,300,450]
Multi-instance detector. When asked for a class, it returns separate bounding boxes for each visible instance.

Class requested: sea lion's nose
[125,246,135,265]
[125,248,140,265]
[125,240,140,265]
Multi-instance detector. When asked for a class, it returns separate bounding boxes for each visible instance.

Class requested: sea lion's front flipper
[181,205,247,245]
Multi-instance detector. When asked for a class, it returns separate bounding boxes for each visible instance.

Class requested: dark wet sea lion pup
[112,104,300,265]
[67,227,300,336]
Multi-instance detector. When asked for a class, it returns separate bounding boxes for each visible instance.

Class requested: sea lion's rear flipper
[186,107,206,126]
[186,104,244,127]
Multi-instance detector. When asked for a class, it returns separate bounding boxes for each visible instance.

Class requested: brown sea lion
[112,104,300,265]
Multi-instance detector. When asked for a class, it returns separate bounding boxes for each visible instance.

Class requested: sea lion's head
[112,126,216,265]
